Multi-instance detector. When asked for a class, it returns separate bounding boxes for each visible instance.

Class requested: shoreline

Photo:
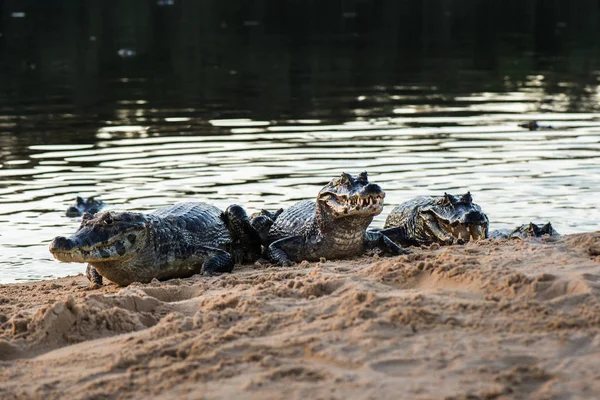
[1,232,599,399]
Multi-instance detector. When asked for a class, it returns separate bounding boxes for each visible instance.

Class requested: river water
[1,1,599,282]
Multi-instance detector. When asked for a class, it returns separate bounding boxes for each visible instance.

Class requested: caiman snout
[461,211,488,225]
[361,183,385,197]
[49,236,74,253]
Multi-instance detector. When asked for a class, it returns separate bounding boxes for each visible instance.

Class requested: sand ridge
[1,232,599,399]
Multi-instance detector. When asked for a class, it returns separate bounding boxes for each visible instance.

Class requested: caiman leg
[378,226,416,247]
[222,204,251,239]
[200,246,235,275]
[267,235,323,266]
[250,215,273,244]
[222,204,261,264]
[364,230,410,255]
[86,264,103,287]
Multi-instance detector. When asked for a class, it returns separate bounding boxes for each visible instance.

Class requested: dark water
[1,0,599,282]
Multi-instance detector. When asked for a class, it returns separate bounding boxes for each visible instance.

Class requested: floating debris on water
[117,49,136,58]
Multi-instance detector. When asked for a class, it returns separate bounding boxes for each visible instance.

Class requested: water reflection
[1,94,598,282]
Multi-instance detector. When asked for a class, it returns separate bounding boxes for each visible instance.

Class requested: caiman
[379,192,489,246]
[49,203,261,286]
[519,121,554,131]
[488,222,559,240]
[66,196,105,217]
[263,171,409,265]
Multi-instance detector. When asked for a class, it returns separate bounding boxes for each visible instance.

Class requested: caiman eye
[82,212,94,221]
[103,214,113,225]
[340,172,352,184]
[440,193,456,206]
[358,171,368,183]
[460,192,472,204]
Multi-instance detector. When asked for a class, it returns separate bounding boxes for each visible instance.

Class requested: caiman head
[49,211,148,264]
[421,192,489,243]
[316,171,385,231]
[511,222,558,238]
[65,196,104,217]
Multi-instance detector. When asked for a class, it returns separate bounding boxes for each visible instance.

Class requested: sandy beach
[1,232,599,399]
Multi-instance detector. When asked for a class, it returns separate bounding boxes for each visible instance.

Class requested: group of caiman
[49,172,557,287]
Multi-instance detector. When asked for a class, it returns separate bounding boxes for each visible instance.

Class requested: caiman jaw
[446,221,488,241]
[320,193,385,217]
[49,228,146,263]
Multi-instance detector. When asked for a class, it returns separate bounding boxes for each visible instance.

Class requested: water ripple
[0,91,599,283]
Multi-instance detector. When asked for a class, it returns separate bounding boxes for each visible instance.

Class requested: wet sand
[1,232,600,399]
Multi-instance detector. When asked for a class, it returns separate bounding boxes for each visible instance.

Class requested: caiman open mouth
[440,220,488,241]
[320,193,385,216]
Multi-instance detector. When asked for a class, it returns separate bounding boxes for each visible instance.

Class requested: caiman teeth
[468,224,488,241]
[336,194,384,211]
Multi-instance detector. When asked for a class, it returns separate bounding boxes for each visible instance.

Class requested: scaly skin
[49,203,261,286]
[265,172,409,265]
[380,192,489,246]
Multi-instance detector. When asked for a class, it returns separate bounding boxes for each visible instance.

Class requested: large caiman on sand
[49,203,261,286]
[379,192,489,246]
[259,172,409,265]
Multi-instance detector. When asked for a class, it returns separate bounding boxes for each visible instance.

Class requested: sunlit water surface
[1,87,599,283]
